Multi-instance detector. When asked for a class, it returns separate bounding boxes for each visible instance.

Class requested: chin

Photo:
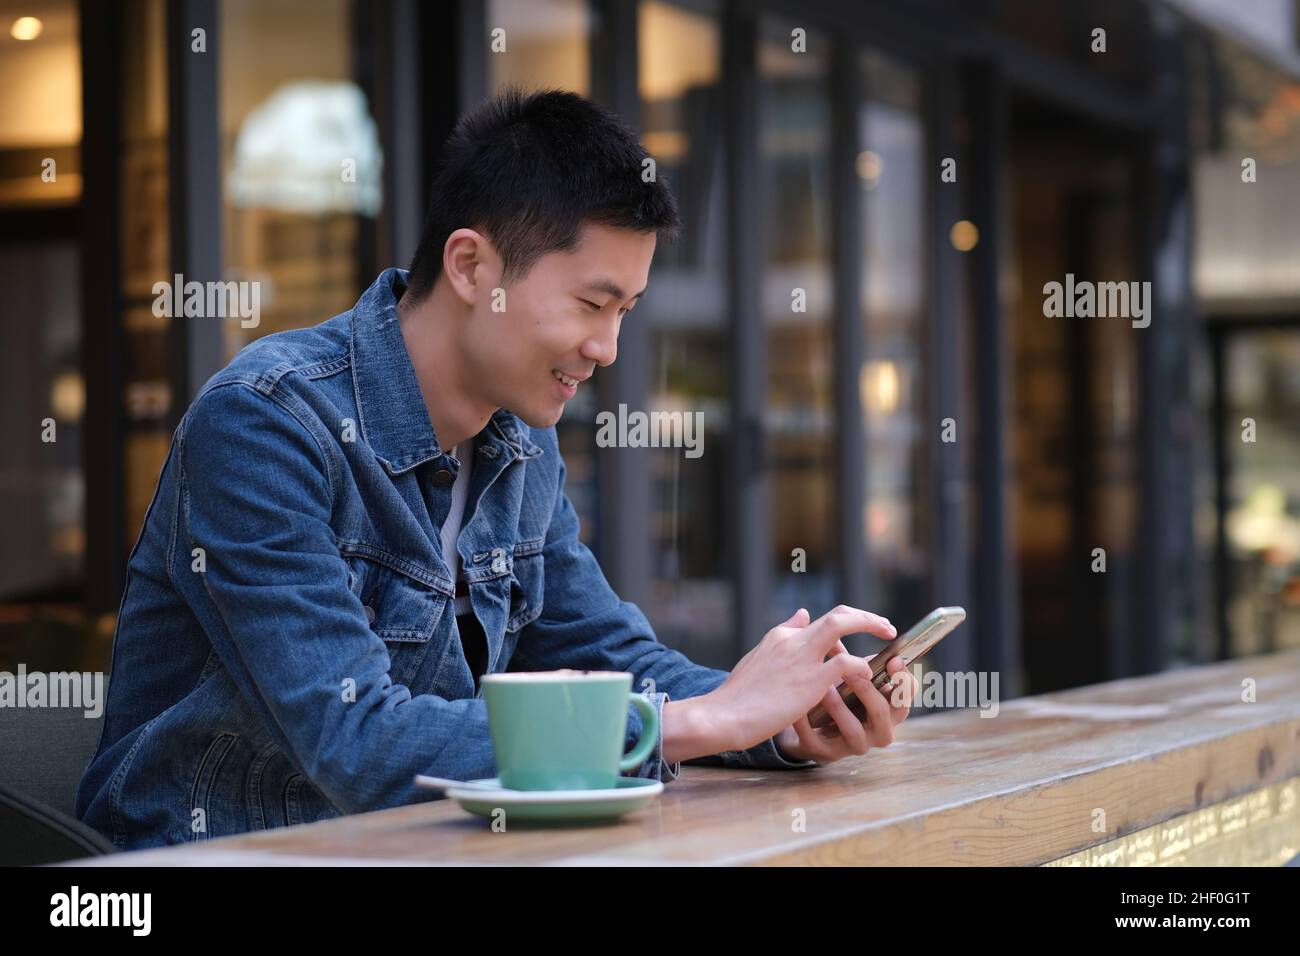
[513,405,564,430]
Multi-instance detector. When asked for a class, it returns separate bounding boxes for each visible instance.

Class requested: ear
[442,228,496,307]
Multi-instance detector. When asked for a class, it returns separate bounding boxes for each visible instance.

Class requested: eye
[579,298,602,312]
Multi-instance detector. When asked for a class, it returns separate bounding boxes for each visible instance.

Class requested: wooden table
[66,650,1300,866]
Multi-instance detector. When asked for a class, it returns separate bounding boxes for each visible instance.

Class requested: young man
[77,87,913,849]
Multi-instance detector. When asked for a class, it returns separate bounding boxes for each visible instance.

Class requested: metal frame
[385,0,426,268]
[1134,7,1196,675]
[925,58,975,677]
[165,0,223,431]
[721,1,767,655]
[421,0,485,217]
[963,58,1022,696]
[80,0,127,614]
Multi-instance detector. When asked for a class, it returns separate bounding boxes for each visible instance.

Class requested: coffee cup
[481,669,659,790]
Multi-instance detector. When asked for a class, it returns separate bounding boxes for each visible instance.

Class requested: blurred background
[1,0,1298,702]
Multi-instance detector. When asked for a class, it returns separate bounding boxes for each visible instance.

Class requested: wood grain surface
[65,650,1300,866]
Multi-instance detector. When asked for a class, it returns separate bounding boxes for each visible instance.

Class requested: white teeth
[553,370,578,387]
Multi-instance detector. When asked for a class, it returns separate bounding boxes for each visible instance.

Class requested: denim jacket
[76,267,814,850]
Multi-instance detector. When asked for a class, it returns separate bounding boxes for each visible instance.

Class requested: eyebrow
[581,279,647,302]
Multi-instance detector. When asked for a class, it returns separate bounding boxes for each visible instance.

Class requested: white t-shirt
[438,439,473,616]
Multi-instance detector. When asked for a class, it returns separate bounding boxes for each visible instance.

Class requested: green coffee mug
[481,670,659,790]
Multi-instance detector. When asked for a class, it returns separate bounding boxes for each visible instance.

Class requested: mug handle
[618,693,660,773]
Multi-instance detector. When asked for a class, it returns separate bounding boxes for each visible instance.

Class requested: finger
[822,645,871,687]
[849,671,894,748]
[819,684,872,756]
[881,657,903,690]
[824,639,850,662]
[883,670,915,724]
[887,665,916,705]
[883,658,916,716]
[792,715,831,763]
[804,607,892,649]
[779,607,811,629]
[805,605,896,653]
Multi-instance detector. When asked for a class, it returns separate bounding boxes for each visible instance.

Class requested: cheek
[475,310,559,380]
[520,303,579,356]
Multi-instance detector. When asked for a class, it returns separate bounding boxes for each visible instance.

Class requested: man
[77,87,913,850]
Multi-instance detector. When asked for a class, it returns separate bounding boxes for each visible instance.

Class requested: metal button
[431,468,454,487]
[363,605,376,624]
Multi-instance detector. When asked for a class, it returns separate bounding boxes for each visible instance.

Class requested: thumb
[781,607,811,628]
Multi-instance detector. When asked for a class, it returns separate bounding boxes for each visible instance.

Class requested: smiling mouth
[552,370,581,388]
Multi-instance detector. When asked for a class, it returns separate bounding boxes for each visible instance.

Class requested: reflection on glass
[487,0,591,95]
[1086,200,1138,663]
[220,0,376,358]
[0,0,84,623]
[1222,331,1300,656]
[1008,117,1141,689]
[637,0,729,663]
[121,0,172,551]
[859,50,930,626]
[0,0,81,207]
[0,241,81,601]
[760,18,836,627]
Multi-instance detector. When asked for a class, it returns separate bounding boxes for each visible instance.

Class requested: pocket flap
[342,549,443,642]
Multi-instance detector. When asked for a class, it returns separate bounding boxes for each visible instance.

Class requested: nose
[580,316,619,368]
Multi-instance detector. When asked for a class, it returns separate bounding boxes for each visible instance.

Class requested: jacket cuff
[622,690,682,783]
[762,733,820,768]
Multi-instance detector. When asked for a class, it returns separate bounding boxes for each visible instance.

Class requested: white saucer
[414,775,663,823]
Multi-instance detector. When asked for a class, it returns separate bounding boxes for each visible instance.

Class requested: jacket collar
[349,268,543,476]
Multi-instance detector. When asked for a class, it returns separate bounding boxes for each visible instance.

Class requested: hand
[774,652,918,764]
[704,605,897,752]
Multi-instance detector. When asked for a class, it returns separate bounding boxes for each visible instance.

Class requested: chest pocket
[342,548,445,686]
[505,537,545,633]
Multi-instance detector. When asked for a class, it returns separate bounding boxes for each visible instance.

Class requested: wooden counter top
[66,650,1300,866]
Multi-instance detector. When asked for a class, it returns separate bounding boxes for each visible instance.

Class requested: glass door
[1212,325,1300,658]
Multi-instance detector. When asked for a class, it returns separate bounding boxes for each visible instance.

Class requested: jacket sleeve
[179,382,498,815]
[510,444,818,781]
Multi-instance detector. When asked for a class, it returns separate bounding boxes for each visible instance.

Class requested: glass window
[1220,330,1300,656]
[759,18,837,627]
[0,0,92,670]
[121,0,171,550]
[487,0,591,95]
[0,1,81,207]
[637,0,729,663]
[858,50,932,627]
[1085,198,1139,665]
[1006,96,1142,691]
[0,241,81,602]
[219,0,381,359]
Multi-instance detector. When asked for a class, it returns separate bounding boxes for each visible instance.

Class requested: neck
[396,279,497,452]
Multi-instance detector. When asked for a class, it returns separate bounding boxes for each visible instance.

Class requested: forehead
[546,222,656,286]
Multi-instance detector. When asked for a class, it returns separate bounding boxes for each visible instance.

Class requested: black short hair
[405,86,680,302]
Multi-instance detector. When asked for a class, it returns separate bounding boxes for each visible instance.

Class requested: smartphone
[805,606,966,731]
